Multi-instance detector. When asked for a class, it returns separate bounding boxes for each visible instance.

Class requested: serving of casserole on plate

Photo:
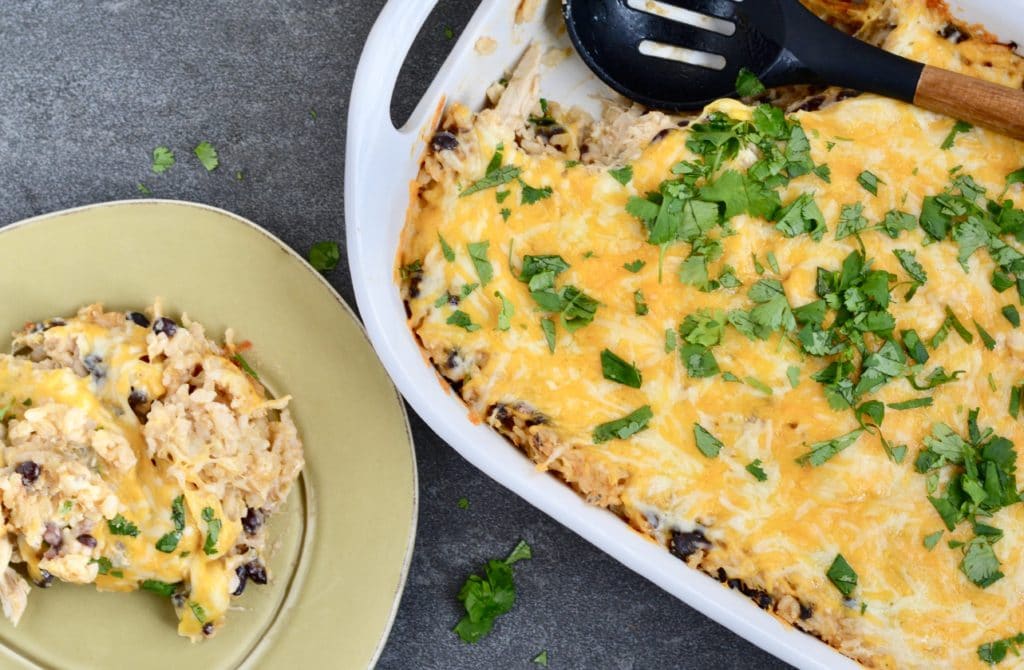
[0,201,416,669]
[387,0,1024,667]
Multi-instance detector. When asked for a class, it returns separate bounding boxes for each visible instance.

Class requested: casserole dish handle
[350,1,439,153]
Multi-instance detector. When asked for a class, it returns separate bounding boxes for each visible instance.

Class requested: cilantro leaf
[941,120,973,150]
[447,310,480,332]
[308,241,340,272]
[735,67,766,97]
[747,279,795,333]
[151,146,175,174]
[1002,304,1020,328]
[609,165,633,185]
[593,406,653,444]
[468,241,494,286]
[540,317,556,352]
[961,537,1004,588]
[882,210,917,239]
[774,193,826,241]
[857,170,882,196]
[600,349,642,388]
[745,459,768,481]
[495,291,514,331]
[796,430,863,466]
[201,507,221,556]
[141,579,180,597]
[700,170,780,220]
[893,249,927,286]
[193,141,219,171]
[520,180,553,205]
[978,633,1024,664]
[452,542,532,643]
[634,289,648,316]
[624,259,646,273]
[439,234,455,262]
[694,424,724,458]
[826,554,858,597]
[461,166,522,197]
[107,514,140,537]
[923,531,943,551]
[835,202,868,240]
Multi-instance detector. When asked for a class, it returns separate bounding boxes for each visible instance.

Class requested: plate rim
[0,198,419,669]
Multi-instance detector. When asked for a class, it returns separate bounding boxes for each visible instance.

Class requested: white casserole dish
[345,2,1024,667]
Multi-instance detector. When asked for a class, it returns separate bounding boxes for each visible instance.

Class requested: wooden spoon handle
[915,65,1024,141]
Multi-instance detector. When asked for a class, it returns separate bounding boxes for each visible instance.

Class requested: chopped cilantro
[735,68,766,96]
[744,376,773,395]
[155,530,181,553]
[593,406,653,444]
[961,537,1004,588]
[633,290,649,316]
[453,541,532,642]
[786,365,800,388]
[1006,305,1022,328]
[90,557,114,575]
[500,208,512,222]
[693,424,724,458]
[201,507,221,556]
[136,182,152,195]
[59,500,73,515]
[468,241,494,286]
[600,349,642,388]
[193,141,219,171]
[857,170,883,195]
[774,193,826,240]
[107,514,140,537]
[893,249,927,290]
[609,165,633,185]
[439,234,455,262]
[308,241,340,272]
[976,320,997,350]
[495,291,514,331]
[923,531,943,551]
[461,166,521,197]
[457,497,470,510]
[826,554,858,597]
[533,650,549,667]
[664,329,677,353]
[901,329,929,364]
[233,353,259,380]
[796,430,863,467]
[519,180,553,205]
[882,210,917,238]
[766,251,780,274]
[945,307,974,343]
[887,397,933,411]
[835,202,868,240]
[189,601,207,624]
[447,310,480,332]
[813,164,832,183]
[941,120,973,149]
[624,259,646,273]
[978,632,1024,664]
[540,318,556,352]
[141,579,179,597]
[151,146,175,174]
[745,459,768,482]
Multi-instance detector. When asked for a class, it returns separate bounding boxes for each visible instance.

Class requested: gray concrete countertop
[0,2,791,668]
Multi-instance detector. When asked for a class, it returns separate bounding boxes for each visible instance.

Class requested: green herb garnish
[593,406,653,444]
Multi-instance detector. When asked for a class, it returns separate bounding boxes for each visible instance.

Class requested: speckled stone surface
[0,2,792,668]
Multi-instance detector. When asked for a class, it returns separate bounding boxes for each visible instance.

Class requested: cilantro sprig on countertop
[309,241,340,272]
[453,540,532,643]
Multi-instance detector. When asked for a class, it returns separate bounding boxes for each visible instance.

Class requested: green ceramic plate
[0,200,416,669]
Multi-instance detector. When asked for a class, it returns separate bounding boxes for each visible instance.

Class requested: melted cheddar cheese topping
[403,91,1024,667]
[0,306,303,640]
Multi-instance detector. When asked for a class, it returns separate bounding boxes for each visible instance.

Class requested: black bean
[233,565,248,596]
[202,622,214,636]
[171,593,186,608]
[83,354,105,380]
[245,561,267,585]
[35,569,53,588]
[43,523,62,549]
[153,317,177,337]
[430,131,459,152]
[241,508,263,535]
[651,128,671,143]
[799,602,814,620]
[794,94,825,112]
[939,23,969,43]
[669,529,711,562]
[126,311,151,328]
[77,534,97,548]
[14,461,40,485]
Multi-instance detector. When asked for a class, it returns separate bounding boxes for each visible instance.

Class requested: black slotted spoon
[563,0,1024,140]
